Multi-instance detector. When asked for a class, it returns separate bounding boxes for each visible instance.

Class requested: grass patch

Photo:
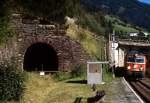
[5,72,116,103]
[21,72,56,103]
[67,23,106,60]
[2,61,113,103]
[105,15,138,37]
[114,24,138,33]
[102,64,113,82]
[52,64,86,81]
[77,12,105,35]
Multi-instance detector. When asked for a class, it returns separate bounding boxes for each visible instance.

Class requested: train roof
[127,50,147,55]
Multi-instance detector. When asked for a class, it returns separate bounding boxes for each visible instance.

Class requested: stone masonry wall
[0,14,89,71]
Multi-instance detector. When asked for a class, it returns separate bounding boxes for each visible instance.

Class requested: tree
[107,21,113,33]
[15,0,80,23]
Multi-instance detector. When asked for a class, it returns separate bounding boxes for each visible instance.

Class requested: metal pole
[112,31,115,78]
[42,64,43,71]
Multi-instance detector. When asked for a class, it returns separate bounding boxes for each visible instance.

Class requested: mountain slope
[82,0,150,30]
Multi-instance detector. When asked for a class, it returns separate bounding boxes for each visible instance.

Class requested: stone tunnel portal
[23,43,58,72]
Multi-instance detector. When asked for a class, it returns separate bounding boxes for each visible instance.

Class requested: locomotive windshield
[127,57,144,63]
[135,57,144,63]
[127,57,135,62]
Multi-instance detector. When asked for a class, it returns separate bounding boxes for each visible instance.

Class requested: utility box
[87,61,109,84]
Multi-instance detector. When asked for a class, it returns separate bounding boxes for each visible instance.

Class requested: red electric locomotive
[125,52,147,78]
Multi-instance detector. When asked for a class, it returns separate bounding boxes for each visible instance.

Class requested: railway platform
[103,78,142,103]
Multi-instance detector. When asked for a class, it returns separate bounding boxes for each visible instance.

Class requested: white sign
[87,62,103,84]
[40,71,45,76]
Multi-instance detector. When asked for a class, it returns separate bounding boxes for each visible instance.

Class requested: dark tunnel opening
[24,43,58,71]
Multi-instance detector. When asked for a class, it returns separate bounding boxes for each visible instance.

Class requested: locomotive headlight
[127,66,131,70]
[139,67,143,71]
[134,64,138,68]
[139,65,143,71]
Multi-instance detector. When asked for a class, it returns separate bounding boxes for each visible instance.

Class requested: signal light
[127,66,131,70]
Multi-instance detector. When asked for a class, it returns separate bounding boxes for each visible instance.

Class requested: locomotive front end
[126,54,146,78]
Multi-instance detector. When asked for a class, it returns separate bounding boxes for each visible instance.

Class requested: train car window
[127,57,135,62]
[135,57,144,63]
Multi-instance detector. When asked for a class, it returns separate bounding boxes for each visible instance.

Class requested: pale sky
[139,0,150,4]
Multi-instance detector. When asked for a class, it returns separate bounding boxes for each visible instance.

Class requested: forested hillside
[0,0,148,42]
[82,0,150,30]
[0,0,110,39]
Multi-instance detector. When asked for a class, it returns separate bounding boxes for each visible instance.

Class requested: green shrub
[0,62,25,101]
[52,72,71,81]
[52,64,86,81]
[71,64,86,78]
[77,12,105,35]
[102,64,113,82]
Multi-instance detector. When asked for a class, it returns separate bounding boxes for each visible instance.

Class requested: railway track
[127,78,150,103]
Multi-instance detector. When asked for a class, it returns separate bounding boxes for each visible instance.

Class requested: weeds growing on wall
[0,21,14,44]
[0,0,15,44]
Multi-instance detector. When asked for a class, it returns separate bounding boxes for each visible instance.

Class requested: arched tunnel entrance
[24,43,58,71]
